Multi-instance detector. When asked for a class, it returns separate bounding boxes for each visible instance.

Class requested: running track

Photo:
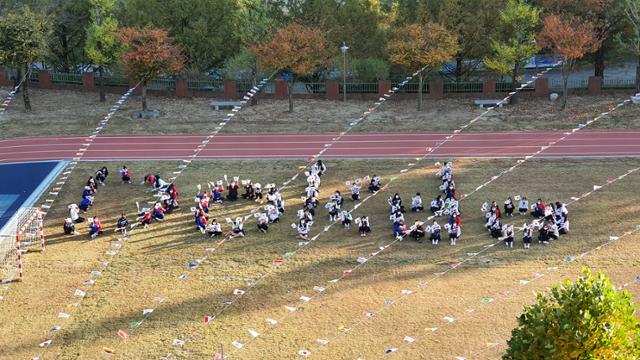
[1,130,639,163]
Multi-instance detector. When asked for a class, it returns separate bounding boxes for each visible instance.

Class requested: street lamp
[340,42,349,102]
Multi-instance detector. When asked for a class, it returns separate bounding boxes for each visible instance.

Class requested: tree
[46,0,92,72]
[85,0,123,102]
[250,22,332,112]
[388,22,458,110]
[0,6,49,111]
[115,0,240,71]
[537,15,601,110]
[118,27,185,112]
[504,268,640,359]
[620,0,640,92]
[539,0,627,77]
[484,0,541,97]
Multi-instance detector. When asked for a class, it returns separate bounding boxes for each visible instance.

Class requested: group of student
[192,173,288,238]
[483,196,569,248]
[388,162,461,246]
[138,173,180,228]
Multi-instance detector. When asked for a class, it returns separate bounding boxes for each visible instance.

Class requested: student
[227,180,239,202]
[95,167,109,186]
[330,191,344,208]
[557,215,569,235]
[532,199,545,218]
[410,220,426,242]
[82,186,93,200]
[297,219,310,240]
[518,196,529,215]
[226,217,246,239]
[504,197,515,217]
[87,176,97,193]
[89,217,103,239]
[138,210,153,229]
[430,220,441,245]
[257,213,269,233]
[63,218,78,235]
[350,182,361,201]
[490,219,503,239]
[340,210,352,230]
[430,195,444,214]
[275,192,285,213]
[357,216,371,237]
[242,180,255,200]
[79,196,93,212]
[212,183,224,204]
[206,218,223,237]
[120,166,132,183]
[393,220,407,240]
[538,223,550,244]
[115,213,129,235]
[311,160,327,176]
[267,205,280,223]
[502,224,514,248]
[548,221,560,240]
[523,223,533,249]
[389,193,405,213]
[325,201,339,222]
[411,193,424,212]
[152,203,167,221]
[368,175,381,193]
[253,183,263,201]
[490,201,501,219]
[195,210,208,233]
[485,211,497,232]
[555,202,568,222]
[449,223,460,245]
[68,204,84,223]
[390,210,404,225]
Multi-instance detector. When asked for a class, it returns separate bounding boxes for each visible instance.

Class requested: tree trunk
[14,66,22,89]
[22,64,31,111]
[287,80,294,112]
[561,74,569,111]
[417,72,423,111]
[636,55,640,94]
[142,80,148,112]
[511,62,520,104]
[455,55,463,83]
[594,46,605,77]
[98,66,106,103]
[251,62,258,106]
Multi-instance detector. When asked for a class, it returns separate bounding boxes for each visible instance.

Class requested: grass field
[1,157,639,359]
[0,87,639,138]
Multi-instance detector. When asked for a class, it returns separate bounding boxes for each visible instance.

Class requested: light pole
[340,42,348,102]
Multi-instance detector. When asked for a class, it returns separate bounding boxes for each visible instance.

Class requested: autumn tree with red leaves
[250,22,331,112]
[537,15,602,110]
[118,26,185,112]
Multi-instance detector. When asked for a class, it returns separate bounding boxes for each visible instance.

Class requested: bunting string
[156,66,562,358]
[0,69,30,117]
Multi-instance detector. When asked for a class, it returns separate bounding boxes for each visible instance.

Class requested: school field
[1,88,640,360]
[0,157,639,359]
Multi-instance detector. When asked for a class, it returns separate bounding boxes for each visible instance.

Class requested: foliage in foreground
[505,268,640,360]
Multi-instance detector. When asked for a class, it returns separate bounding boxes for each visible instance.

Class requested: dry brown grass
[0,157,639,359]
[0,87,638,139]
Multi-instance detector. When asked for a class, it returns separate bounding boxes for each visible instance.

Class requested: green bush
[504,268,640,360]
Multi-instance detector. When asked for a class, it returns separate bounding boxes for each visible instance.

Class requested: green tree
[0,6,50,111]
[484,0,540,96]
[85,0,123,102]
[505,268,640,359]
[619,0,640,92]
[115,0,240,71]
[46,0,92,72]
[388,22,458,110]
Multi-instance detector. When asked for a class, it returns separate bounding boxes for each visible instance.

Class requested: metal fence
[603,78,636,90]
[147,78,176,91]
[50,72,83,85]
[443,81,483,93]
[550,78,588,91]
[101,75,128,87]
[340,82,379,94]
[188,79,224,92]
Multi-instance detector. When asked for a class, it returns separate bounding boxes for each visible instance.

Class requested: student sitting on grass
[64,218,78,235]
[430,220,441,245]
[79,196,93,212]
[95,167,108,186]
[257,213,269,233]
[350,182,361,201]
[120,165,131,183]
[206,219,222,237]
[409,220,426,242]
[115,213,129,235]
[226,217,245,239]
[357,215,371,237]
[504,197,515,217]
[393,220,408,240]
[68,204,84,223]
[411,193,424,212]
[368,175,381,193]
[518,196,529,215]
[297,219,310,240]
[89,217,103,239]
[340,210,352,230]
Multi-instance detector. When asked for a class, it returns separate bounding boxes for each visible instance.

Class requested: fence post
[275,79,288,100]
[535,77,549,98]
[483,79,496,98]
[587,76,602,96]
[325,80,339,100]
[378,80,391,97]
[0,70,11,86]
[175,78,189,97]
[224,79,237,99]
[429,80,444,99]
[82,72,96,91]
[38,70,52,89]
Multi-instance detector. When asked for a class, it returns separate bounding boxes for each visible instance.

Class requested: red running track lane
[1,130,640,164]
